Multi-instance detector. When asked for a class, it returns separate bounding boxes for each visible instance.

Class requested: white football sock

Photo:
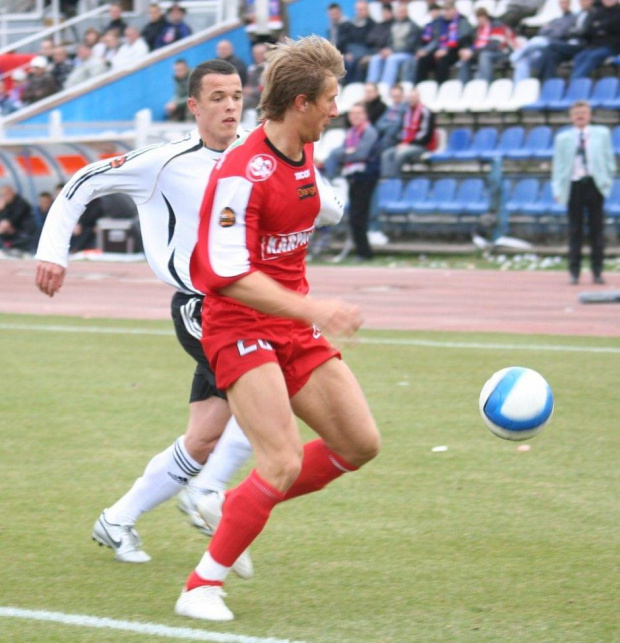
[189,416,253,493]
[106,436,202,526]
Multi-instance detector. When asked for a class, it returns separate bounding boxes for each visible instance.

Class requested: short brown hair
[258,36,345,122]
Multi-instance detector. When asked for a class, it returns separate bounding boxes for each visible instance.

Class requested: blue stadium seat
[436,178,488,216]
[377,179,404,212]
[384,178,431,214]
[589,77,619,109]
[505,126,553,160]
[452,127,498,161]
[547,78,592,111]
[612,125,620,156]
[522,78,565,111]
[429,128,472,161]
[415,178,458,213]
[484,126,525,160]
[506,178,540,215]
[605,178,620,218]
[521,180,565,217]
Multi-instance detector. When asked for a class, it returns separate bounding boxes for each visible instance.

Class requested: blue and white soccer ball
[479,367,554,441]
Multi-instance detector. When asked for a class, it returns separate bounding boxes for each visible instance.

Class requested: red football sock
[185,570,222,591]
[282,439,358,501]
[209,469,285,568]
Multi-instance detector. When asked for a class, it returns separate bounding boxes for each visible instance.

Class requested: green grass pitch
[1,313,618,642]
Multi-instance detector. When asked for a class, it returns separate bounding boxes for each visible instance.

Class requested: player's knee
[356,429,381,464]
[263,451,303,491]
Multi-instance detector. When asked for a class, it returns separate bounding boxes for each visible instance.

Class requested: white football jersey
[36,130,343,296]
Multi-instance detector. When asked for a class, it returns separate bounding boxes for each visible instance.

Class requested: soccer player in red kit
[176,35,381,622]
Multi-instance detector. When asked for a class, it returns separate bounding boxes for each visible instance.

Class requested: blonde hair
[258,36,345,122]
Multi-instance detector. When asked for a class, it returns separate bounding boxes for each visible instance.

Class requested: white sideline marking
[1,322,619,354]
[0,606,305,643]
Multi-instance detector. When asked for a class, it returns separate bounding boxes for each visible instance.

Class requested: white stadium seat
[503,78,540,111]
[314,128,346,165]
[415,80,438,107]
[336,82,365,114]
[427,79,463,112]
[445,79,488,112]
[470,78,514,112]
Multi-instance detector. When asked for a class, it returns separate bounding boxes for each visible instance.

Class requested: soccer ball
[479,367,554,441]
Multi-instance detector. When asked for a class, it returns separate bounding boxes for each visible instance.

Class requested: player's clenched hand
[35,261,66,297]
[308,299,363,337]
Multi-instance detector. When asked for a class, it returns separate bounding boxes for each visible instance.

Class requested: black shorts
[171,291,226,403]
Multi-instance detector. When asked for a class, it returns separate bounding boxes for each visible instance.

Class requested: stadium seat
[505,126,553,160]
[446,79,488,112]
[437,178,488,216]
[522,78,565,111]
[384,177,431,214]
[429,127,473,161]
[547,77,592,111]
[470,78,514,112]
[336,82,365,114]
[588,77,619,109]
[503,78,540,111]
[486,126,526,159]
[428,79,463,112]
[506,178,540,215]
[521,180,565,217]
[599,78,620,109]
[415,80,438,107]
[415,178,458,213]
[605,179,620,218]
[377,179,405,213]
[55,154,89,179]
[452,126,498,160]
[314,127,346,164]
[408,1,430,27]
[612,125,620,156]
[523,0,563,27]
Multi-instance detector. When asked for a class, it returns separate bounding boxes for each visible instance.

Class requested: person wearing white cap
[22,55,57,105]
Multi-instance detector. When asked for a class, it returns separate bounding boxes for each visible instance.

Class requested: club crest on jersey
[109,155,128,169]
[246,154,276,182]
[261,227,313,260]
[219,207,236,227]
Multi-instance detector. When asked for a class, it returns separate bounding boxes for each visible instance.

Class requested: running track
[1,258,619,337]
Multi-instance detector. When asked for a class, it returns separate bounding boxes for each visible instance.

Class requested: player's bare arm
[220,271,363,337]
[35,260,66,297]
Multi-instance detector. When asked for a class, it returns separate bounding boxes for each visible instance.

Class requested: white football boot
[174,585,234,621]
[197,491,254,580]
[176,487,214,537]
[92,510,151,563]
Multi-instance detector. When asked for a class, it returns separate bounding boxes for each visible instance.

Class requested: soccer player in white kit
[35,59,344,572]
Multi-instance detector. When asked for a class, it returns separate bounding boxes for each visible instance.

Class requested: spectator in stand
[0,77,21,115]
[538,0,594,80]
[552,100,616,285]
[39,38,55,66]
[339,1,376,84]
[380,87,437,178]
[322,103,380,261]
[364,3,395,80]
[101,29,122,69]
[164,58,191,121]
[457,8,516,83]
[141,3,168,51]
[239,0,288,45]
[51,45,74,90]
[112,25,149,71]
[243,42,267,112]
[570,0,620,79]
[326,2,349,51]
[414,0,473,84]
[367,2,421,87]
[71,198,103,253]
[33,191,54,247]
[155,3,192,49]
[375,83,406,151]
[363,81,387,124]
[22,56,57,105]
[499,0,545,31]
[64,43,108,89]
[103,2,127,37]
[6,69,27,110]
[0,185,36,253]
[401,2,442,83]
[83,27,107,60]
[509,0,576,83]
[216,40,248,85]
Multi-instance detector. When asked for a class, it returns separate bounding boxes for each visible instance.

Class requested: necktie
[577,131,588,178]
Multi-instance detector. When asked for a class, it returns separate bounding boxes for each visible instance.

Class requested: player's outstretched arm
[220,271,363,337]
[35,260,66,297]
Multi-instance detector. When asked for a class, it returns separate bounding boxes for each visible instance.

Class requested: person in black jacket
[339,0,376,84]
[141,3,168,51]
[0,185,36,252]
[363,81,387,124]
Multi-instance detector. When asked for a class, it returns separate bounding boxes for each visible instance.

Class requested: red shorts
[204,320,341,397]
